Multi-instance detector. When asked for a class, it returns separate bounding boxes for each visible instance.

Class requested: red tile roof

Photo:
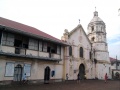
[109,57,116,62]
[0,17,62,43]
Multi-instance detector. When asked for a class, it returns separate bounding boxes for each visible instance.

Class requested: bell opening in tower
[92,26,94,31]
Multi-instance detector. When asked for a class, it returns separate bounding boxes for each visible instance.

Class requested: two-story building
[110,57,120,79]
[0,17,67,85]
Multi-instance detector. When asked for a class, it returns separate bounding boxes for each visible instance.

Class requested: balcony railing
[51,53,60,59]
[15,47,26,55]
[0,46,61,61]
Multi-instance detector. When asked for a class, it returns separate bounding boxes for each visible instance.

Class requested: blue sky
[0,0,120,59]
[108,34,120,59]
[108,34,120,44]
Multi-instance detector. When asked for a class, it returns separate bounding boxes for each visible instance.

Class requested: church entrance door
[79,64,85,80]
[44,66,50,83]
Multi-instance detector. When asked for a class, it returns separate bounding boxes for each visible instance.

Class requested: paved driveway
[0,80,120,90]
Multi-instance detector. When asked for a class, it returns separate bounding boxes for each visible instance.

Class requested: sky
[0,0,120,59]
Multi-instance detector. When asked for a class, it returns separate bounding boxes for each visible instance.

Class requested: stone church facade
[61,10,111,80]
[61,25,93,80]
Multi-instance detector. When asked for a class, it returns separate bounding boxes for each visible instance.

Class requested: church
[61,10,111,80]
[0,10,111,85]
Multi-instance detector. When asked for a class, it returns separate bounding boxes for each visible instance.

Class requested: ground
[0,80,120,90]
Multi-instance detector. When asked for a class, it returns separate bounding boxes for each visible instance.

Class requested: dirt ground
[0,80,120,90]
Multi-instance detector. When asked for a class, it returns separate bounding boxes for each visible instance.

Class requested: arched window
[80,47,83,58]
[69,46,72,56]
[91,26,94,31]
[91,37,95,41]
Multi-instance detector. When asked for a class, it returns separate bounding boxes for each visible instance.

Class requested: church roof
[0,17,66,45]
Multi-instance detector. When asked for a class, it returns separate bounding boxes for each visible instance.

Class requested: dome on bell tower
[89,11,104,24]
[87,10,106,43]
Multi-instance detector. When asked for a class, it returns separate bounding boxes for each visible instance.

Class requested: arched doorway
[79,64,85,80]
[14,64,23,81]
[44,66,50,83]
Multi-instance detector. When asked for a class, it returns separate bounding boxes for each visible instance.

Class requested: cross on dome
[94,7,98,17]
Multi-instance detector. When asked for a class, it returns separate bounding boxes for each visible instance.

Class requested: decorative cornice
[97,60,110,64]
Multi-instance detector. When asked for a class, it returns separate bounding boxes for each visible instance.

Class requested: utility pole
[116,56,117,69]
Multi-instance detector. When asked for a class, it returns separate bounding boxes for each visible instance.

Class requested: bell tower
[87,10,111,79]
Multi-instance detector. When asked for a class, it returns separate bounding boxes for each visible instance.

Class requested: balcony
[15,47,26,55]
[51,53,61,59]
[1,46,15,53]
[0,46,61,61]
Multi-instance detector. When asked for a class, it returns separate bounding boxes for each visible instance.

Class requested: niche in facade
[91,37,95,41]
[69,46,72,56]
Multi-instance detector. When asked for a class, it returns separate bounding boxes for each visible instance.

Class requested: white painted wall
[0,59,7,81]
[0,58,64,81]
[95,52,109,61]
[26,50,38,56]
[97,64,111,79]
[52,54,60,59]
[39,52,49,57]
[68,27,91,61]
[55,65,63,79]
[93,43,107,51]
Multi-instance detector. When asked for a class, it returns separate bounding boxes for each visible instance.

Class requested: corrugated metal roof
[0,17,63,43]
